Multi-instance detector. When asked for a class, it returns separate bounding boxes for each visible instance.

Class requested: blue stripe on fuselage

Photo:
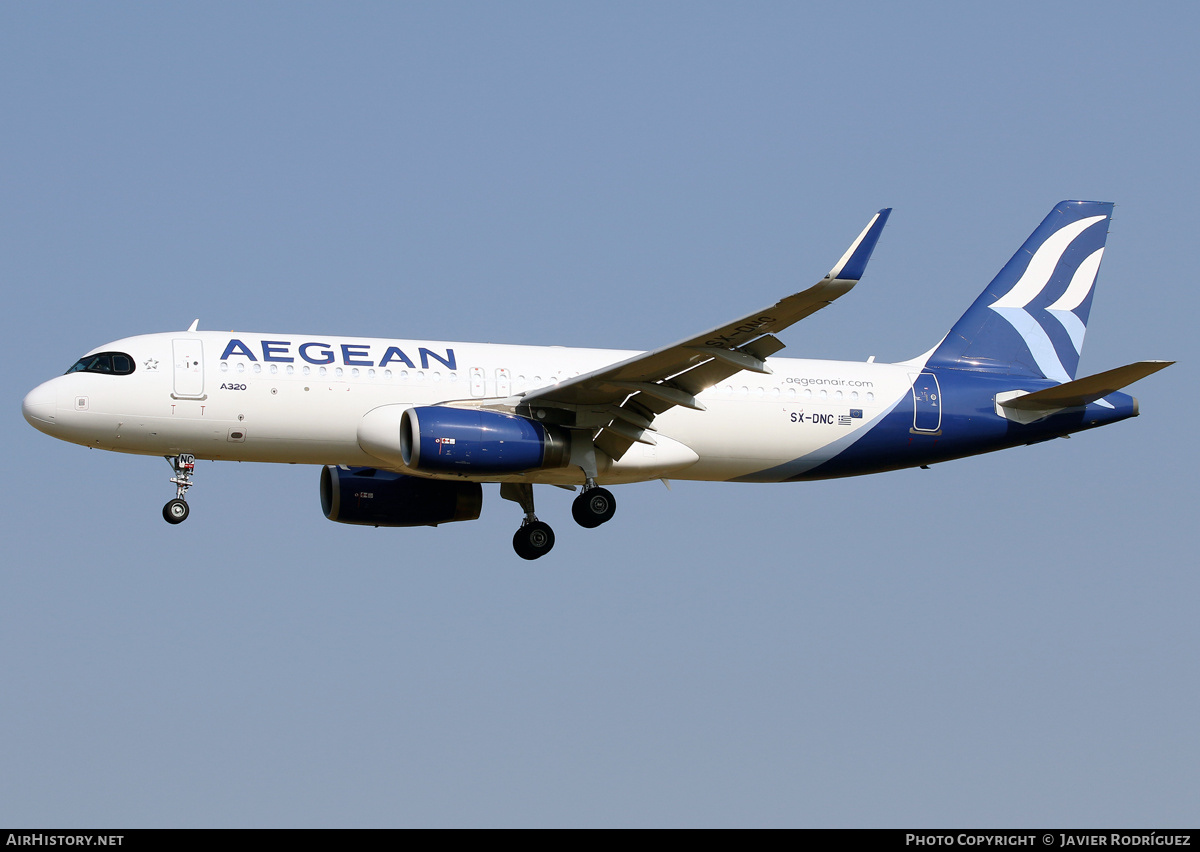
[738,370,1137,483]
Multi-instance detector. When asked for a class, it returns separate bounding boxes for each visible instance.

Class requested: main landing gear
[501,479,617,560]
[572,481,616,529]
[501,483,555,560]
[162,453,196,525]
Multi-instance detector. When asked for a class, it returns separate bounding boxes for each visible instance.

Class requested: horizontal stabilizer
[1000,360,1173,411]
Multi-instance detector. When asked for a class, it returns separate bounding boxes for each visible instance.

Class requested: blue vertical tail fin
[925,200,1115,382]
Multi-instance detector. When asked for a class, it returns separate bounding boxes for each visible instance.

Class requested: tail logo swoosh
[988,215,1106,383]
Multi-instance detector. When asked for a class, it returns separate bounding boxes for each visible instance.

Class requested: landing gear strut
[162,453,196,525]
[501,483,555,560]
[572,479,616,529]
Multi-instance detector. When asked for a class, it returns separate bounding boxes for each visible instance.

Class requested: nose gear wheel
[163,498,189,524]
[162,454,196,525]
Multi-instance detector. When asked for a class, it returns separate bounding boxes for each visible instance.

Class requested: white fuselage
[24,330,917,485]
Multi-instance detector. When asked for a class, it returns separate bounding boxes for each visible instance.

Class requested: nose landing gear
[162,453,196,525]
[163,498,189,524]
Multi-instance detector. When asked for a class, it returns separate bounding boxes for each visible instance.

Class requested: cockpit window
[65,352,135,376]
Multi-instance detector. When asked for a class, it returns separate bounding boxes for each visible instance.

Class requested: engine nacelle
[320,465,482,527]
[399,406,571,474]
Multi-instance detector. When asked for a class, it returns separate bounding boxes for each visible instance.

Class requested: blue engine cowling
[399,406,571,474]
[320,465,482,527]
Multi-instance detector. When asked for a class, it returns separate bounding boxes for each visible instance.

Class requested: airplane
[22,200,1172,559]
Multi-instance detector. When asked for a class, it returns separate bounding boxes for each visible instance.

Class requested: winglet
[187,319,200,332]
[825,208,892,282]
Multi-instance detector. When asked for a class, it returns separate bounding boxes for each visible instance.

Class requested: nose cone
[22,381,58,432]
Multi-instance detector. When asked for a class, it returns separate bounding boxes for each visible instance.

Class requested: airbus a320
[23,201,1171,559]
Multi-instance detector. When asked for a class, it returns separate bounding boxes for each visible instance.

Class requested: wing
[520,208,892,461]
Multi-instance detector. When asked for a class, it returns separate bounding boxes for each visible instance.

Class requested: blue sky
[2,2,1196,827]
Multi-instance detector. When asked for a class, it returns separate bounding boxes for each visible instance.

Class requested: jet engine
[320,465,482,527]
[398,406,571,474]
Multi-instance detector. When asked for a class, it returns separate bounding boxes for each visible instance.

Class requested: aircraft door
[469,367,486,397]
[495,368,511,397]
[173,339,205,398]
[910,372,941,433]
